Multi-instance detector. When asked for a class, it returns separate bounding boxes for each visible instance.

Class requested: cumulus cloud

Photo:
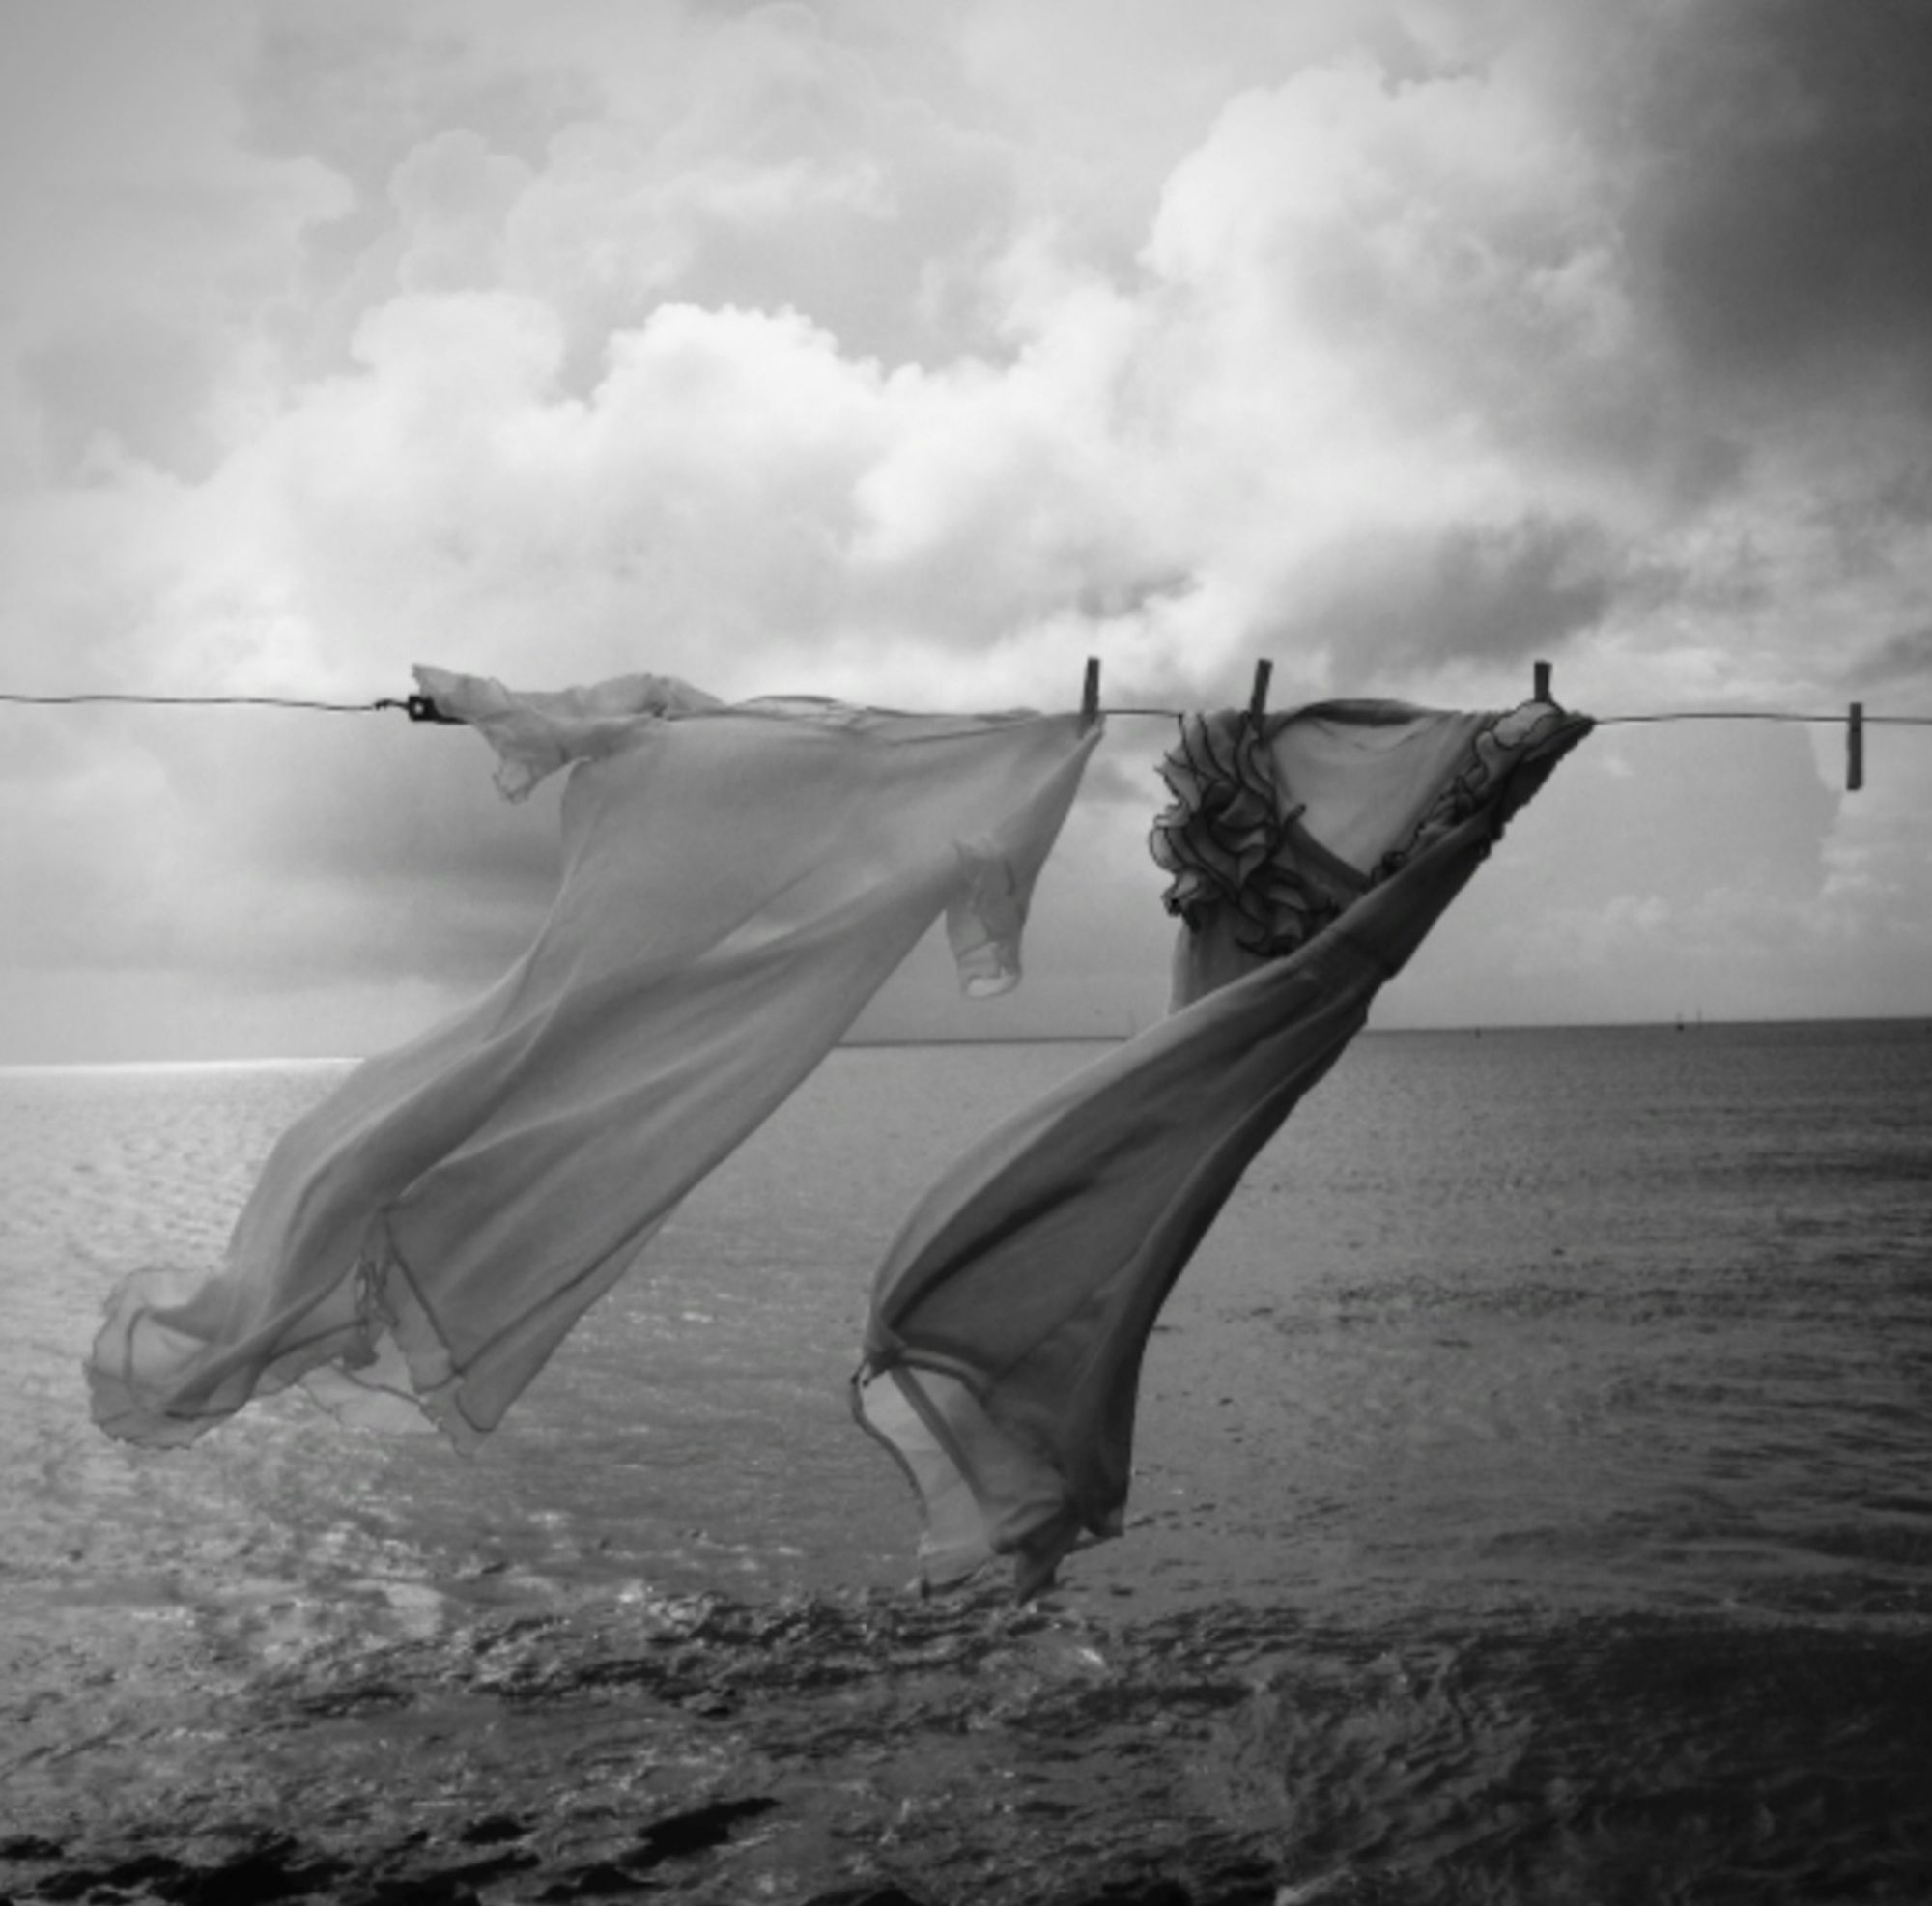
[2,0,1928,1058]
[0,2,349,491]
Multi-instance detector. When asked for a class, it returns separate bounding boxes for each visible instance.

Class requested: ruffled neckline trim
[1150,699,1591,960]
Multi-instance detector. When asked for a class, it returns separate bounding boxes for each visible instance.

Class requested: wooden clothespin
[1079,656,1102,731]
[1847,701,1864,792]
[1249,658,1273,725]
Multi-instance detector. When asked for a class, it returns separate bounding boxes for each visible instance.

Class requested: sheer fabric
[1149,700,1508,1005]
[855,699,1590,1596]
[90,668,1101,1448]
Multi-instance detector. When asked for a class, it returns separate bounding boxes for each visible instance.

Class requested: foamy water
[3,1026,1929,1902]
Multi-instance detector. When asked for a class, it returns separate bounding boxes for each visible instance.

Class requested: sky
[2,0,1929,1063]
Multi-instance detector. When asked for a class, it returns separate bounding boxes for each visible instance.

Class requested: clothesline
[1096,704,1932,725]
[4,690,1929,725]
[79,667,1595,1597]
[7,662,1929,797]
[0,691,393,712]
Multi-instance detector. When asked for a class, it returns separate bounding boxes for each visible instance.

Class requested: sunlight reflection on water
[3,1026,1929,1901]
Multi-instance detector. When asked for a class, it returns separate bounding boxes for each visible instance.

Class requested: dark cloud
[1630,0,1932,406]
[1849,623,1932,690]
[1432,517,1622,658]
[197,715,561,988]
[0,713,563,993]
[1290,512,1638,673]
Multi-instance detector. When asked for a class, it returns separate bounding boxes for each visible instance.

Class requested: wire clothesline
[1094,655,1918,792]
[6,655,1931,797]
[4,690,1928,725]
[1095,705,1932,725]
[0,691,390,713]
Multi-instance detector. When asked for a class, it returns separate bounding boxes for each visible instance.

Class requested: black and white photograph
[3,4,1929,1901]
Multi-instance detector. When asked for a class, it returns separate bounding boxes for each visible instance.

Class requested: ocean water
[1,1023,1929,1904]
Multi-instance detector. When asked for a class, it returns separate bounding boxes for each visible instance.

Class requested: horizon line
[4,1011,1927,1073]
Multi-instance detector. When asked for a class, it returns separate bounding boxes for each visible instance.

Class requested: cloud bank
[3,0,1928,1058]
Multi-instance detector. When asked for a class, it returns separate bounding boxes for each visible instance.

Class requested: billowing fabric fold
[855,698,1590,1596]
[89,668,1101,1449]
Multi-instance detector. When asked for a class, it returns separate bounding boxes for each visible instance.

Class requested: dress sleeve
[943,719,1102,997]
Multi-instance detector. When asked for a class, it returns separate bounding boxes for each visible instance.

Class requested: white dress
[854,698,1592,1596]
[89,668,1101,1448]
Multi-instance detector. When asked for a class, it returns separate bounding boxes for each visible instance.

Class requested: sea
[1,1022,1928,1906]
